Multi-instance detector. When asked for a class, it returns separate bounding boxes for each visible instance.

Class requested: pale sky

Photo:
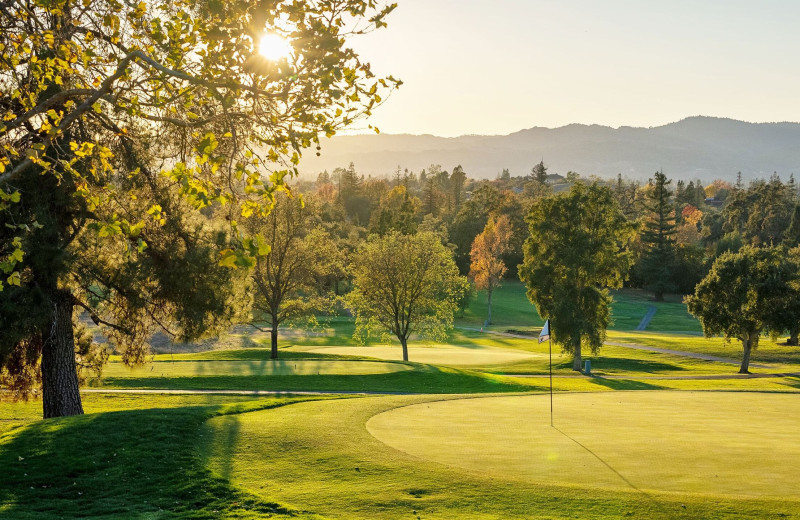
[348,0,800,137]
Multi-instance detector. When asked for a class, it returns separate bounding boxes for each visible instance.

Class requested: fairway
[102,359,413,378]
[298,344,544,366]
[368,392,800,498]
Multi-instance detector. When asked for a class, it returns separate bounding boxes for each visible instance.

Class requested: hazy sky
[348,0,800,137]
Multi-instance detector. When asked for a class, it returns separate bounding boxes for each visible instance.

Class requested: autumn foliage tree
[469,215,512,325]
[0,0,397,417]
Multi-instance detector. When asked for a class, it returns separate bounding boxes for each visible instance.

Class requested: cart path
[635,306,657,331]
[458,326,774,369]
[604,341,773,369]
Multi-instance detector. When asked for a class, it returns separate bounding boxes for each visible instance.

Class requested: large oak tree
[519,183,635,372]
[685,246,800,373]
[0,0,397,417]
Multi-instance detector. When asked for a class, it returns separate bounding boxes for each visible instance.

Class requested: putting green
[102,359,412,378]
[301,344,542,366]
[367,392,800,498]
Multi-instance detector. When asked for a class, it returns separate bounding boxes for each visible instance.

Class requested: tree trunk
[788,329,799,346]
[41,292,84,418]
[486,288,493,326]
[270,324,279,360]
[572,341,582,372]
[400,336,409,362]
[739,335,755,374]
[654,290,664,302]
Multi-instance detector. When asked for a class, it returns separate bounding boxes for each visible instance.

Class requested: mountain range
[298,116,800,183]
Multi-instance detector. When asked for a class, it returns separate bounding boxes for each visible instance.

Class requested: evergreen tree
[639,171,677,301]
[531,160,548,184]
[451,165,467,211]
[423,177,438,217]
[784,204,800,248]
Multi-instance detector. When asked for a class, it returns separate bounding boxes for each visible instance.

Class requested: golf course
[2,283,800,519]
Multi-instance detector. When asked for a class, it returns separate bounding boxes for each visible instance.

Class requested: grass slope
[460,281,703,333]
[205,394,800,520]
[0,394,327,519]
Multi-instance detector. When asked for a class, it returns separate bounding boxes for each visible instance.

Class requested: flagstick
[549,336,553,427]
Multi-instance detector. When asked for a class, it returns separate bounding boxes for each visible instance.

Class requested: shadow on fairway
[588,358,687,374]
[209,414,242,482]
[588,377,667,391]
[0,403,302,519]
[782,377,800,390]
[92,364,536,394]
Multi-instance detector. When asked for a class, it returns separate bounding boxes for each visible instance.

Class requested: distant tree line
[288,162,800,372]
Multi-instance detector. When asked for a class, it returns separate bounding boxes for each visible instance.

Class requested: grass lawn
[205,392,800,519]
[4,279,800,519]
[459,281,703,333]
[0,393,330,519]
[608,331,800,366]
[91,358,540,394]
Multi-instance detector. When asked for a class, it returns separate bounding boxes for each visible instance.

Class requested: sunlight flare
[258,33,292,60]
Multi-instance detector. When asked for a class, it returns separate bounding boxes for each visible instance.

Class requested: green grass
[5,281,800,519]
[102,359,414,378]
[368,392,800,496]
[608,331,800,366]
[459,281,703,333]
[91,362,538,394]
[205,393,800,519]
[0,393,329,519]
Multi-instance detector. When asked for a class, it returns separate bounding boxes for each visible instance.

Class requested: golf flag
[538,319,550,343]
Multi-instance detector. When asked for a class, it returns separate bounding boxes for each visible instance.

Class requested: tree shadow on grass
[588,358,687,374]
[0,402,308,519]
[781,377,800,390]
[588,377,667,391]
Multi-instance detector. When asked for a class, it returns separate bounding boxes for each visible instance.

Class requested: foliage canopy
[0,0,397,416]
[347,231,468,361]
[519,183,635,371]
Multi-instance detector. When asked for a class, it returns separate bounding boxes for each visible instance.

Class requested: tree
[531,160,548,184]
[369,185,419,236]
[783,204,800,248]
[519,183,635,371]
[450,184,500,273]
[347,232,469,361]
[247,193,339,359]
[639,171,677,301]
[0,0,397,417]
[686,246,800,373]
[450,165,467,211]
[469,215,513,325]
[722,177,794,247]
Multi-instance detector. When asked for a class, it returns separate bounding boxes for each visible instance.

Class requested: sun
[258,33,293,61]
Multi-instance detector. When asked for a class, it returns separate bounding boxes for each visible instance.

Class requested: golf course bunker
[104,359,412,377]
[367,391,800,498]
[305,345,542,366]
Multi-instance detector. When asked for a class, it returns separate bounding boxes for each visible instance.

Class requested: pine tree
[531,160,548,184]
[640,171,677,301]
[423,177,438,217]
